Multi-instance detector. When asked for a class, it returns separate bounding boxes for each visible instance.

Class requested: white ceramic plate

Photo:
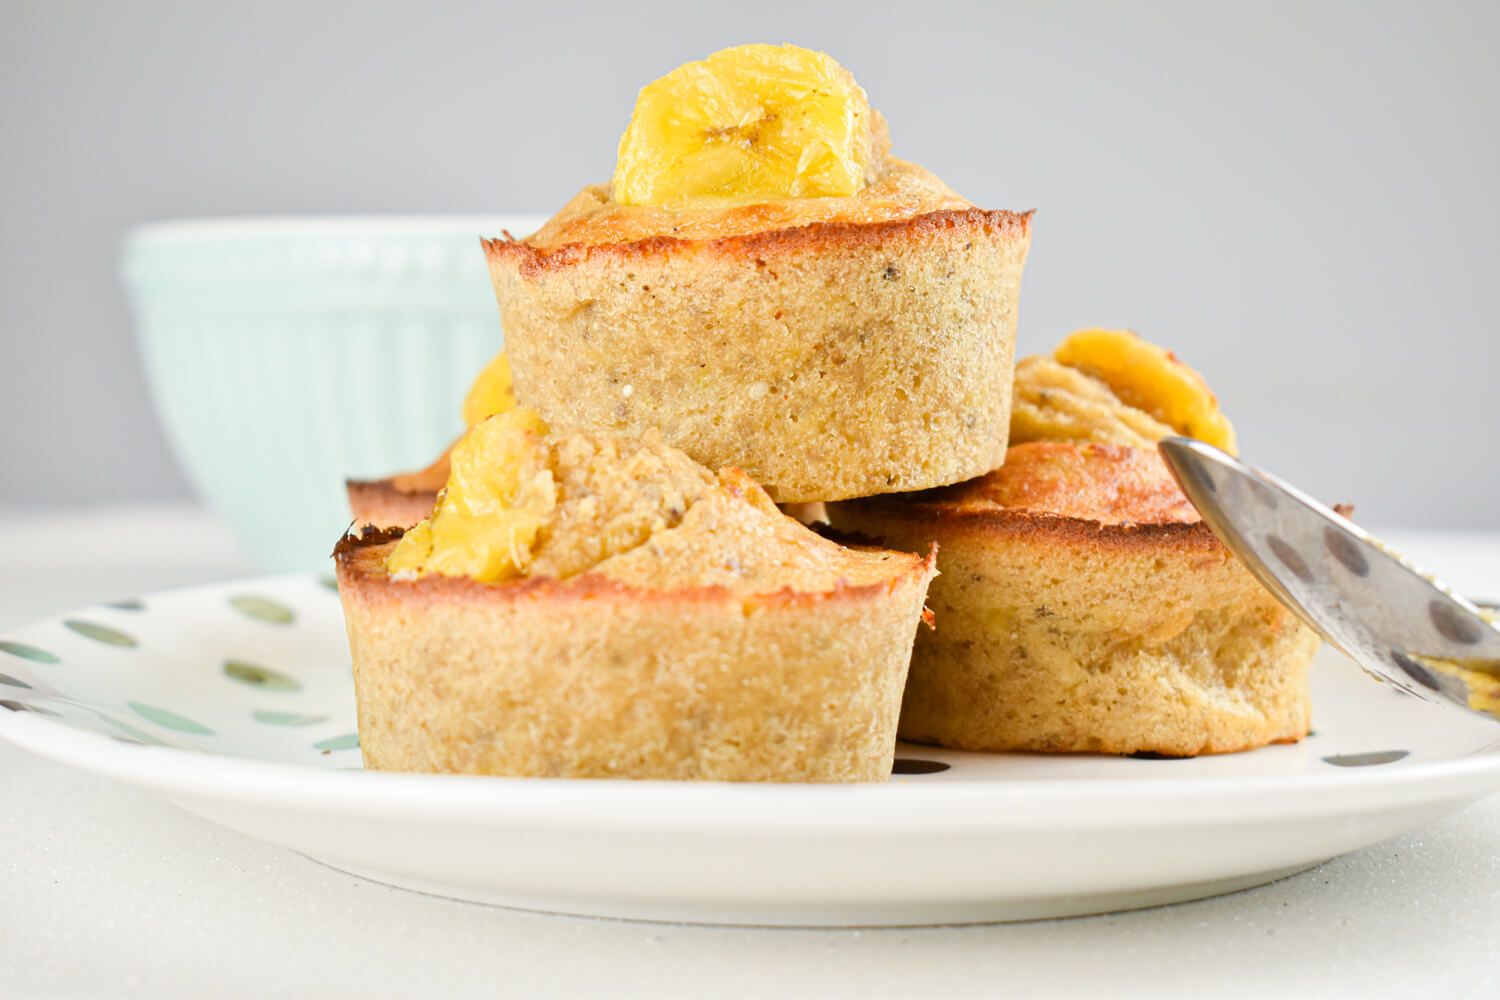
[2,574,1498,926]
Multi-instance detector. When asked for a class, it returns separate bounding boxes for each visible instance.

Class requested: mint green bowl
[122,215,547,573]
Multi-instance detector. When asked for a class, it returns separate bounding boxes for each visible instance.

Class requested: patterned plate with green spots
[0,574,1498,926]
[0,576,357,764]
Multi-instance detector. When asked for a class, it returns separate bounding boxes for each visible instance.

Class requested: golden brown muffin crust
[346,442,451,529]
[387,451,450,494]
[346,478,439,530]
[895,441,1200,525]
[846,442,1214,551]
[334,523,935,609]
[487,203,1030,503]
[826,442,1317,756]
[336,524,937,782]
[488,205,1031,278]
[514,158,978,251]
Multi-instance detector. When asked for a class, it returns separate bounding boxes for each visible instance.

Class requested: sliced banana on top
[613,44,884,208]
[1011,330,1239,455]
[1054,329,1237,454]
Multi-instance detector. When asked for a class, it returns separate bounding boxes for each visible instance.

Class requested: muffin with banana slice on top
[485,44,1033,504]
[336,407,936,782]
[829,329,1320,757]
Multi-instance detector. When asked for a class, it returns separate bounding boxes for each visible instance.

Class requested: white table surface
[1,506,1497,999]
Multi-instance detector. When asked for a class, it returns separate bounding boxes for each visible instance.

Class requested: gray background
[3,0,1496,526]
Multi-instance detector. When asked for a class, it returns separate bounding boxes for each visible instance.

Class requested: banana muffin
[828,331,1318,756]
[484,44,1032,503]
[336,408,936,782]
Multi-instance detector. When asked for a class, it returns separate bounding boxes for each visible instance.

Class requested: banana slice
[613,44,883,208]
[387,408,556,583]
[461,350,517,428]
[1010,356,1177,449]
[1053,329,1238,454]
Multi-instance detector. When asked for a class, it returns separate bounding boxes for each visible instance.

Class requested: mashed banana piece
[386,406,905,593]
[1011,329,1237,454]
[387,409,557,582]
[1010,356,1177,449]
[383,350,515,500]
[460,350,516,428]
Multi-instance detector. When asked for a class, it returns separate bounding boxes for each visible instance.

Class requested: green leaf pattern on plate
[64,620,137,648]
[10,584,362,758]
[253,709,328,726]
[223,660,301,692]
[229,595,295,625]
[130,701,214,735]
[99,714,167,746]
[0,640,60,664]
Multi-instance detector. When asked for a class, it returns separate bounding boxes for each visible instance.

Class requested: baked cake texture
[828,332,1314,756]
[336,411,935,781]
[484,45,1031,503]
[829,441,1317,755]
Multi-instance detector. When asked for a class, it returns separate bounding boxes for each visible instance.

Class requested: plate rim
[4,572,1500,833]
[5,707,1500,834]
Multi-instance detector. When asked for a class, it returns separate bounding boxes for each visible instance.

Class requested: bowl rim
[126,213,550,244]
